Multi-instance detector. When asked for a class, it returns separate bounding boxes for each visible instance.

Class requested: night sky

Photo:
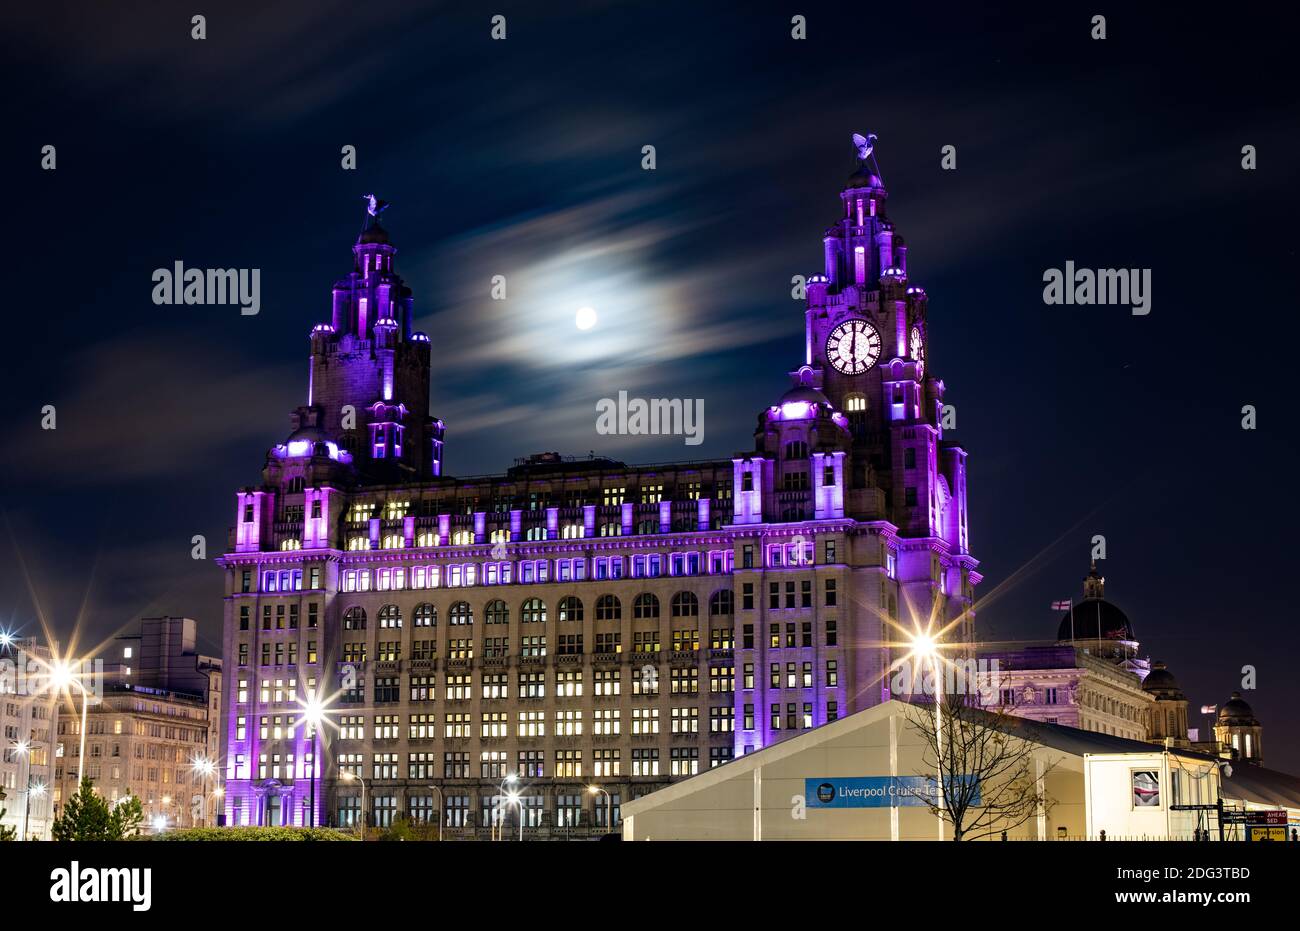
[3,3,1297,769]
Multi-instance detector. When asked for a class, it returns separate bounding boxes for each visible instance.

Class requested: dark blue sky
[3,2,1297,768]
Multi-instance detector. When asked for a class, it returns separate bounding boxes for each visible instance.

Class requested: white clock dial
[910,326,925,380]
[825,318,881,375]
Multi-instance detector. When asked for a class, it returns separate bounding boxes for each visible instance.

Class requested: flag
[1200,705,1217,715]
[1051,600,1071,610]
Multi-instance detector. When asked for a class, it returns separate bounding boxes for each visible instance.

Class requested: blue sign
[805,776,980,809]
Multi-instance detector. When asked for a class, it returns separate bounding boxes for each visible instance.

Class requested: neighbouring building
[977,565,1154,742]
[53,617,222,830]
[217,144,981,836]
[0,636,58,840]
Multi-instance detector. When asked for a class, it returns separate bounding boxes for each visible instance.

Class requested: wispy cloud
[13,332,295,484]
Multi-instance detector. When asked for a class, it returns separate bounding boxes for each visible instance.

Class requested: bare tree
[904,693,1057,840]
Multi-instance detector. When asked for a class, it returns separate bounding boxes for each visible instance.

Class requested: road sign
[1245,810,1288,826]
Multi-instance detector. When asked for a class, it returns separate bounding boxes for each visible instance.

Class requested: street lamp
[505,790,524,841]
[588,784,613,834]
[47,659,96,787]
[191,755,217,827]
[907,628,948,841]
[299,697,327,828]
[493,772,519,841]
[424,784,444,842]
[24,782,46,841]
[339,769,368,840]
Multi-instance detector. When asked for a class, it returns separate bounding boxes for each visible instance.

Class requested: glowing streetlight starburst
[190,755,217,778]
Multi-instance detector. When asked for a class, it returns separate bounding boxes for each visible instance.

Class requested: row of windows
[235,660,837,713]
[329,592,735,629]
[336,553,736,590]
[331,484,731,521]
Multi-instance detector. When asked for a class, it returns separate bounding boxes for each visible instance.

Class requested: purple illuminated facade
[217,160,979,834]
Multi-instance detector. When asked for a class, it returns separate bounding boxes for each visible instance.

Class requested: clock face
[910,326,925,380]
[825,318,881,375]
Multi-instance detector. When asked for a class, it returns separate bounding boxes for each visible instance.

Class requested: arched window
[343,607,367,630]
[558,596,584,622]
[381,533,404,550]
[449,601,473,626]
[521,598,547,624]
[378,605,402,629]
[485,599,510,625]
[595,595,622,621]
[784,440,809,460]
[280,539,301,551]
[670,592,698,617]
[287,476,305,493]
[845,393,867,413]
[450,530,474,546]
[636,519,658,535]
[709,590,734,616]
[633,593,660,619]
[560,524,584,539]
[413,603,437,627]
[525,526,547,542]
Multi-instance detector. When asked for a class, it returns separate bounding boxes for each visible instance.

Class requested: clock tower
[765,138,976,647]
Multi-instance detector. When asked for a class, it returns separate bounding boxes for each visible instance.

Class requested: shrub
[131,826,358,842]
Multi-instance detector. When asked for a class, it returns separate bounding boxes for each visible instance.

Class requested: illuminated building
[0,636,58,840]
[217,150,980,835]
[51,617,222,830]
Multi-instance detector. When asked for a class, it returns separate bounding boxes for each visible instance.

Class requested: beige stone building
[53,618,222,830]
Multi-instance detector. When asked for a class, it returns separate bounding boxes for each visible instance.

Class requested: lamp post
[48,660,96,787]
[300,697,327,828]
[24,782,46,841]
[340,769,368,839]
[211,786,225,827]
[493,772,518,841]
[506,790,524,841]
[425,784,444,842]
[191,755,216,827]
[13,739,34,840]
[908,629,946,841]
[588,784,613,834]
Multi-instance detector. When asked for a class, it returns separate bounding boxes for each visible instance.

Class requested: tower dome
[777,384,831,407]
[1217,692,1258,726]
[1055,563,1135,642]
[1142,662,1184,700]
[357,222,390,245]
[1214,691,1263,763]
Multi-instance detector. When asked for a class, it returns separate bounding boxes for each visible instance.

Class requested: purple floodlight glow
[274,440,351,463]
[779,401,812,420]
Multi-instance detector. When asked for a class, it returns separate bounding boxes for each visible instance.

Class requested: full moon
[575,306,597,330]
